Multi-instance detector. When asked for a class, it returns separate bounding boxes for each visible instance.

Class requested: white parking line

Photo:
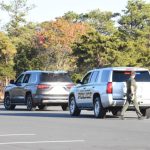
[0,140,85,145]
[0,134,36,137]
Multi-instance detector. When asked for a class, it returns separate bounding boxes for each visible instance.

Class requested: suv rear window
[40,73,72,82]
[113,71,150,82]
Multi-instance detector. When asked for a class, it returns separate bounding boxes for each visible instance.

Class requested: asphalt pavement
[0,104,150,150]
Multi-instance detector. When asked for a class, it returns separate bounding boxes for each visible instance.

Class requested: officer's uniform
[120,75,142,119]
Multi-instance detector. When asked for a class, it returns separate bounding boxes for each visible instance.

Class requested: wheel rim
[70,98,75,114]
[94,100,100,116]
[5,96,11,108]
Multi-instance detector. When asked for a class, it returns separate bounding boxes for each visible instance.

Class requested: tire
[69,95,81,116]
[4,95,16,110]
[140,109,146,116]
[38,105,46,110]
[145,108,150,119]
[61,104,68,111]
[94,96,106,118]
[26,94,36,111]
[111,109,121,116]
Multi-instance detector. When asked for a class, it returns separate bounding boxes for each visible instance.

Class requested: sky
[1,0,150,26]
[27,0,129,23]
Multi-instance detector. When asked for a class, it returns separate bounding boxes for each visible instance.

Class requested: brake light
[106,82,112,94]
[37,84,50,89]
[124,71,131,75]
[66,83,74,90]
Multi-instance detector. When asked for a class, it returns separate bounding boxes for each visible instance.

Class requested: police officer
[120,71,143,120]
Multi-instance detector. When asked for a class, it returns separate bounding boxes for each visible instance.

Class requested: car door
[11,74,25,103]
[21,74,31,103]
[13,74,31,104]
[87,71,100,107]
[76,72,92,107]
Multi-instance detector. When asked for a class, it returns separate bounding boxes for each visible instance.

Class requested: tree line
[0,0,150,87]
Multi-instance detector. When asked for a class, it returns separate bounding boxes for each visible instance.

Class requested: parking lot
[0,104,150,150]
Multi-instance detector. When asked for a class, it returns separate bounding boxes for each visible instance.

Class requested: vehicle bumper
[33,94,68,105]
[103,93,150,107]
[110,99,150,108]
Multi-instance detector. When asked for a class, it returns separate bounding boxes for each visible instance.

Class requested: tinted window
[113,71,150,82]
[82,72,92,84]
[101,70,110,82]
[23,74,31,83]
[40,73,72,82]
[135,71,150,82]
[15,74,24,84]
[90,71,99,83]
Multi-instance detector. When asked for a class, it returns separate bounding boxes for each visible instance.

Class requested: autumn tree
[40,18,90,71]
[13,19,90,75]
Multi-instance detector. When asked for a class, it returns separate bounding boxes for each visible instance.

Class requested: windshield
[40,73,72,82]
[113,71,150,82]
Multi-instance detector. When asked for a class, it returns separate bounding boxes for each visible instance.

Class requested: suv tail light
[65,83,74,91]
[37,84,51,89]
[106,82,112,94]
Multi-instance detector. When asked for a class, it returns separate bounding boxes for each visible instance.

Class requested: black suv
[4,70,74,111]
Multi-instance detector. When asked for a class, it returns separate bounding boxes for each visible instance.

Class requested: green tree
[13,23,47,76]
[81,9,117,35]
[63,9,117,35]
[118,0,150,68]
[0,0,35,37]
[62,11,80,23]
[0,32,16,84]
[119,0,150,39]
[72,31,123,74]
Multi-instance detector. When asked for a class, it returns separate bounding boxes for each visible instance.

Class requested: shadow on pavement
[0,107,121,119]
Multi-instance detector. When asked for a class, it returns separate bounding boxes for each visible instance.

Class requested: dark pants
[121,96,142,117]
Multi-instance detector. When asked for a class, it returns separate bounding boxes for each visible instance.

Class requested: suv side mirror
[10,79,15,84]
[76,79,82,84]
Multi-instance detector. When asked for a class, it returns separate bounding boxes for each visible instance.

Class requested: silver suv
[4,70,74,111]
[68,67,150,118]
